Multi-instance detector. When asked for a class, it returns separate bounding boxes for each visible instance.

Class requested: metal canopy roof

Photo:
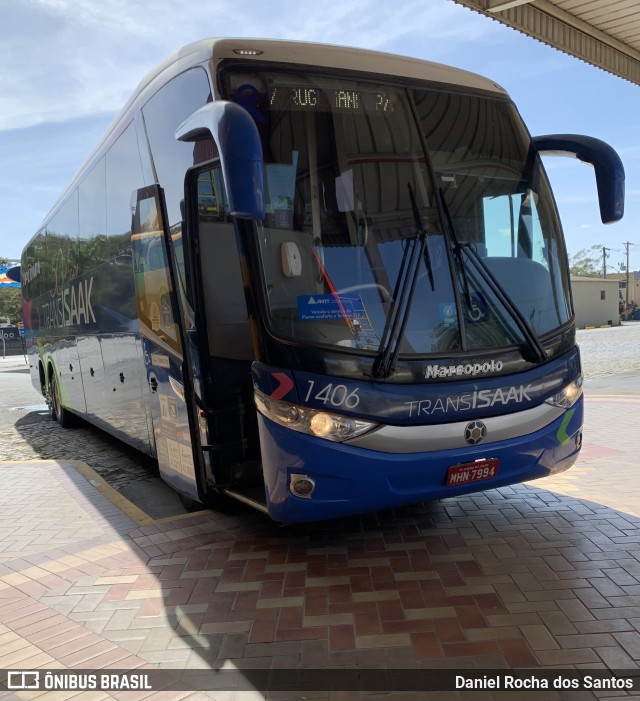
[452,0,640,86]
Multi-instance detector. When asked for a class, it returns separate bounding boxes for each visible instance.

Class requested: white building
[570,276,620,328]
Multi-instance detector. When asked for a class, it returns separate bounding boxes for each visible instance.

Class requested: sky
[1,0,639,271]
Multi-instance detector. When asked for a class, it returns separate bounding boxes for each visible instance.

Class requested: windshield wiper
[461,244,547,364]
[411,185,435,295]
[436,189,547,365]
[439,188,473,312]
[372,184,430,379]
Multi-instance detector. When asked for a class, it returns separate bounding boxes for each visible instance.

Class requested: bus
[20,39,624,523]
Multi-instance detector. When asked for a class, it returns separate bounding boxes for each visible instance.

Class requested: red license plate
[446,458,499,486]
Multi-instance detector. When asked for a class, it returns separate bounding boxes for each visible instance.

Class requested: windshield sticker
[467,294,489,323]
[439,302,457,329]
[297,294,366,321]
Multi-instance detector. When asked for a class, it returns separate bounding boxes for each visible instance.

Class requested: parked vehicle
[20,39,624,522]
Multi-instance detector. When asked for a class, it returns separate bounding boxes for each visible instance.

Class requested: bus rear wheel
[49,371,77,429]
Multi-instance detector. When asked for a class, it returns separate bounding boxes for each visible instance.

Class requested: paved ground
[578,322,640,379]
[0,326,639,699]
[0,358,188,520]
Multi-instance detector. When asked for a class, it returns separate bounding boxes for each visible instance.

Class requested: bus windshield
[225,69,572,358]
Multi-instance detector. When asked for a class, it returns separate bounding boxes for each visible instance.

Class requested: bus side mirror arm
[175,101,266,220]
[533,134,625,224]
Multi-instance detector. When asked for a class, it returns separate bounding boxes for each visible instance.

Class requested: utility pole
[602,246,611,278]
[624,242,631,307]
[623,242,639,308]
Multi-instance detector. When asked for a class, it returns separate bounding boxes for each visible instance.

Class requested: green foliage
[0,287,22,324]
[569,245,605,277]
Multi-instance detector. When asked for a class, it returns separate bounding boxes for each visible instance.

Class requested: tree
[0,287,21,324]
[569,245,606,277]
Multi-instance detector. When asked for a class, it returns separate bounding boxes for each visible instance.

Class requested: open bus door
[170,100,268,512]
[180,162,267,511]
[131,185,206,504]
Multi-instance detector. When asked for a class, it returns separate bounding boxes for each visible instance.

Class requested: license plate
[446,458,499,486]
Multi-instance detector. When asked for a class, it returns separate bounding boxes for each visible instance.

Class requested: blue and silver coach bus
[20,39,624,522]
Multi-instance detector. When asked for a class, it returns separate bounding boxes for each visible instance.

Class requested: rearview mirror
[533,134,624,224]
[175,101,265,220]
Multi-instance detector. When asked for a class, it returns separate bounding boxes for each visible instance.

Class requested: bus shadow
[11,410,190,520]
[143,481,640,697]
[8,412,640,696]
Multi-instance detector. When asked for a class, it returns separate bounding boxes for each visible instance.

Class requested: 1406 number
[304,381,360,409]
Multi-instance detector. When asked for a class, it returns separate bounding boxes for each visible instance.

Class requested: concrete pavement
[0,361,639,698]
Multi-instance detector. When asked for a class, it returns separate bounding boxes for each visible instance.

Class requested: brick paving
[1,364,640,698]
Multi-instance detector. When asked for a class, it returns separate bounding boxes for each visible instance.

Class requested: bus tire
[50,371,77,429]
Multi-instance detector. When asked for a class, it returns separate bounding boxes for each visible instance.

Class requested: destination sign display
[267,86,395,113]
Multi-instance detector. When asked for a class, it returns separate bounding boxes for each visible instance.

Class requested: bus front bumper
[256,399,583,523]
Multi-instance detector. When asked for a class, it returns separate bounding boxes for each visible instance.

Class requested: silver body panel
[347,402,565,453]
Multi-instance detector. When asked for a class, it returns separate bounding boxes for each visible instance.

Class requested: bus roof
[34,38,506,241]
[142,38,506,101]
[113,38,508,158]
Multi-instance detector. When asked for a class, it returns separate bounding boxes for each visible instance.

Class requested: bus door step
[202,442,252,469]
[223,485,269,514]
[202,440,247,453]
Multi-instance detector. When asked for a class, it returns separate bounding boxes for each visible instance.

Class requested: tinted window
[47,191,79,288]
[106,122,144,254]
[142,68,212,228]
[223,68,572,358]
[21,230,47,301]
[79,157,109,265]
[48,190,78,239]
[415,91,572,337]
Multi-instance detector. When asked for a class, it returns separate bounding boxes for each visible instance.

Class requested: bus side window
[142,68,213,302]
[106,121,145,326]
[131,186,181,352]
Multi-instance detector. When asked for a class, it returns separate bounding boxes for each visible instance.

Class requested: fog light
[290,475,315,498]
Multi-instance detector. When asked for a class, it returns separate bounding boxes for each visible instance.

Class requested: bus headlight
[254,389,377,442]
[544,375,583,409]
[309,412,334,437]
